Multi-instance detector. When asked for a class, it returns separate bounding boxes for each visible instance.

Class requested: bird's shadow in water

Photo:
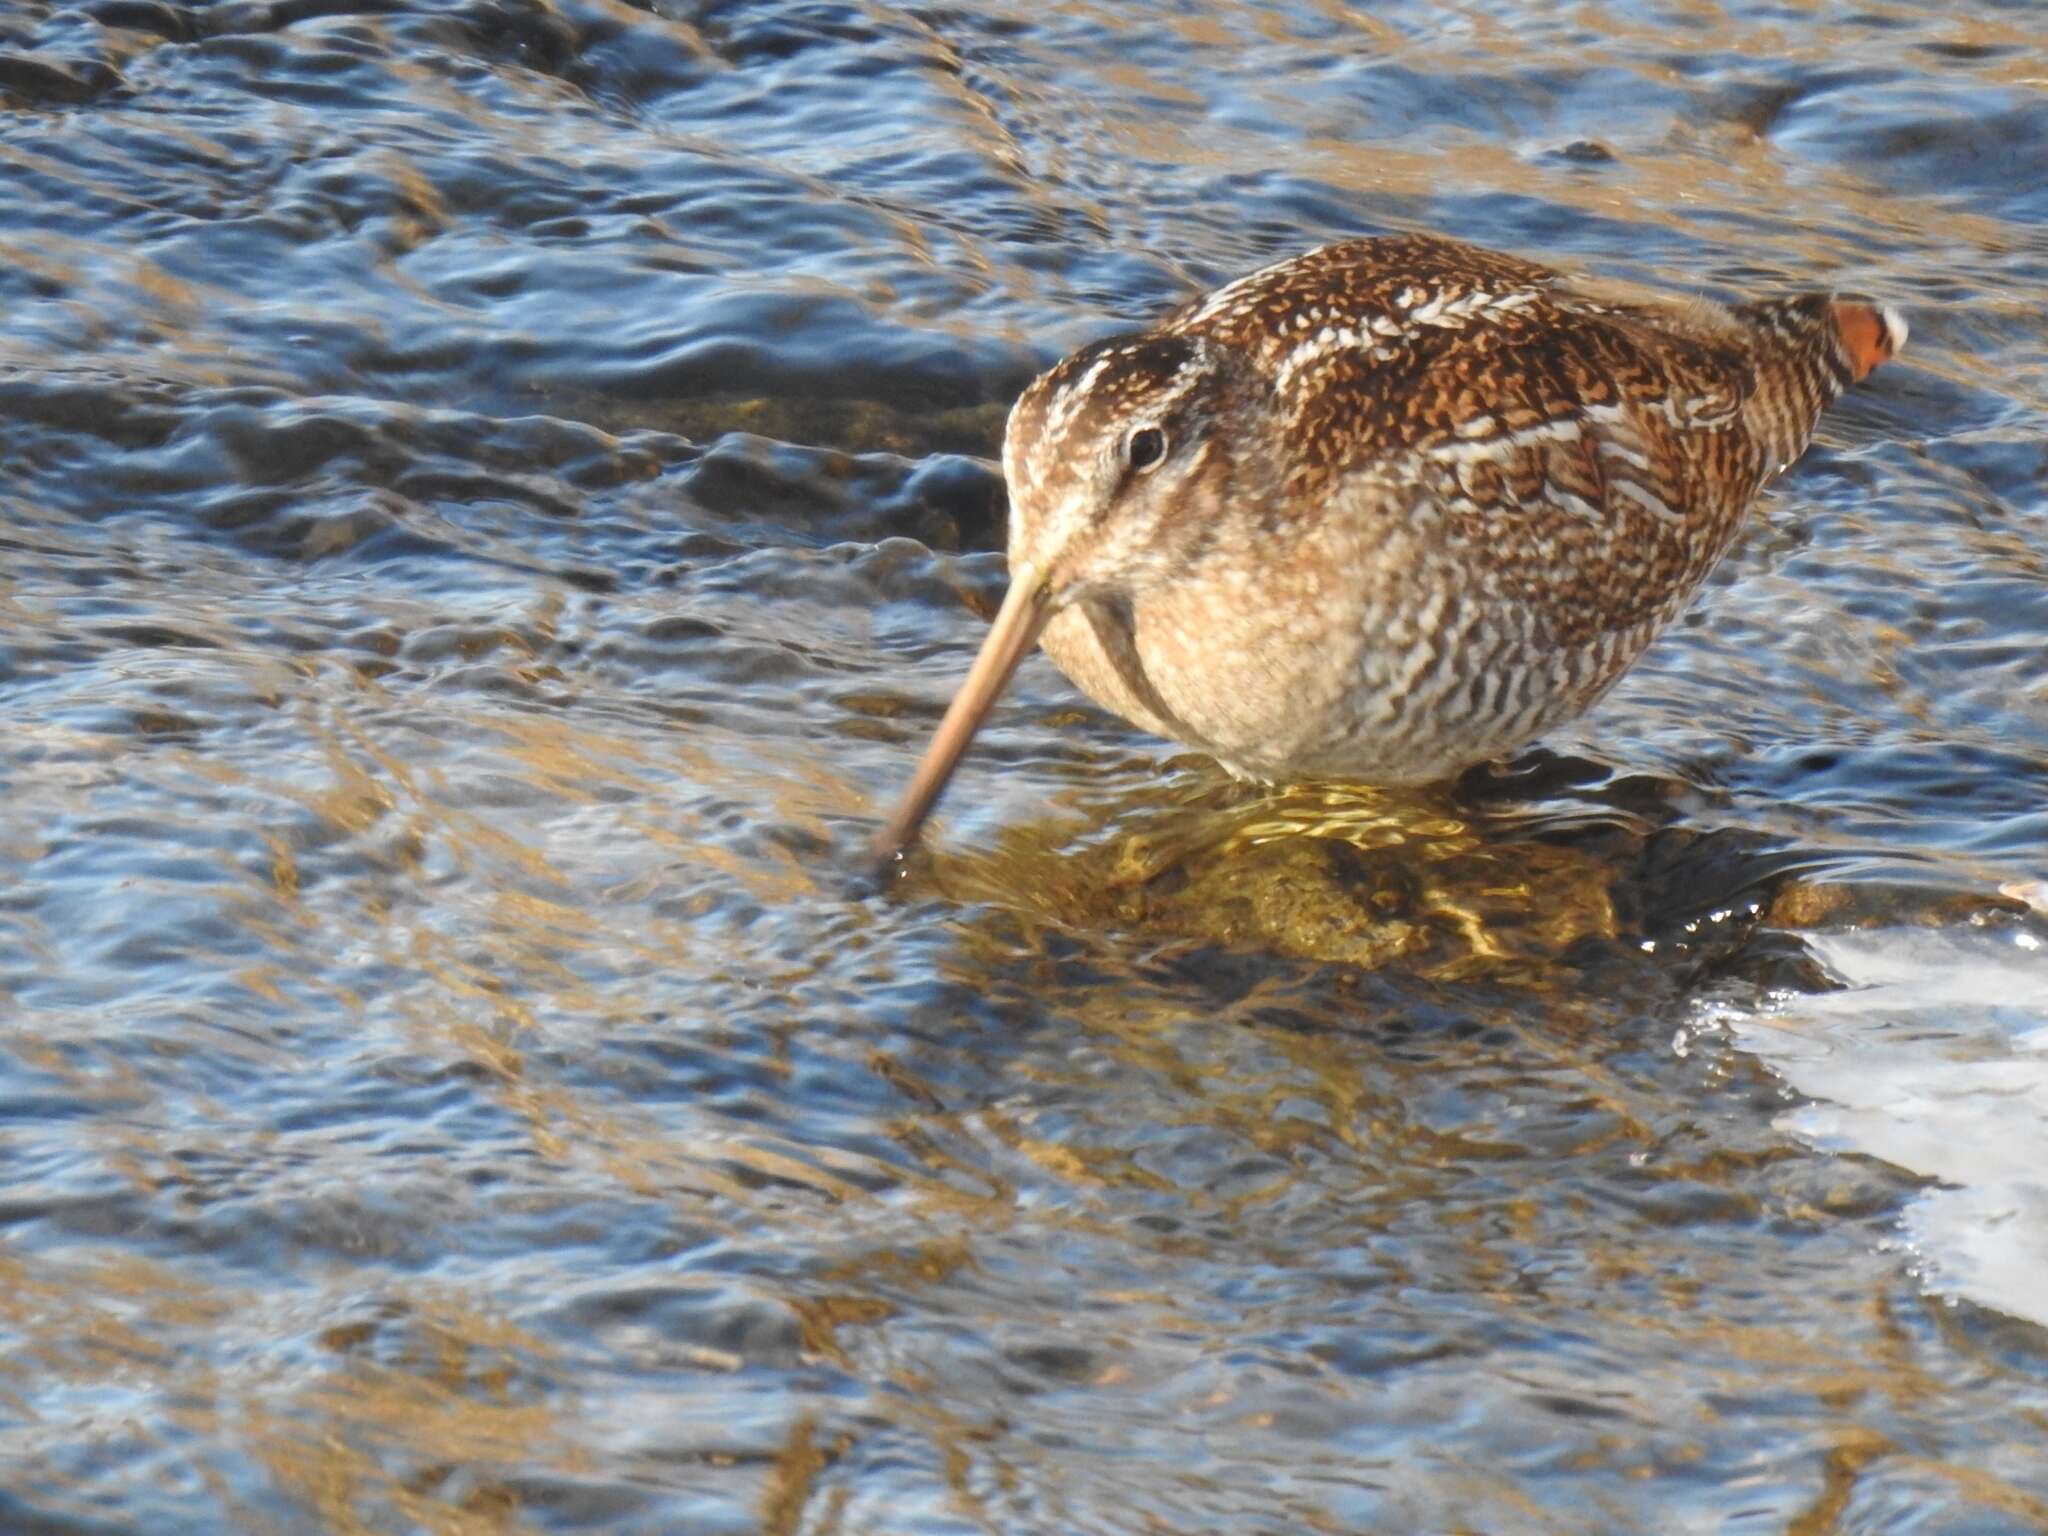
[850,745,1875,996]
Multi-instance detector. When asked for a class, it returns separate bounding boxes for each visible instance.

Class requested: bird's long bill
[870,568,1051,863]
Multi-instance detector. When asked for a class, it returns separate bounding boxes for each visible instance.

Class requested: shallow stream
[4,1,2048,1530]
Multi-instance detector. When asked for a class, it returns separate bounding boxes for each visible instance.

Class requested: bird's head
[870,330,1276,862]
[1003,331,1273,604]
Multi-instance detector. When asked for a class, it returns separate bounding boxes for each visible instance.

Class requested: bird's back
[1166,236,1895,627]
[1105,233,1905,780]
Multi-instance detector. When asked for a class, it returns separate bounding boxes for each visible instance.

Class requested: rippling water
[5,1,2048,1530]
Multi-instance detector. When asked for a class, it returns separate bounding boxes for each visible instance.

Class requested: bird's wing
[1177,238,1765,642]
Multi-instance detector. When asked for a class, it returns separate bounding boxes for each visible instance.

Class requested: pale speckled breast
[1037,516,1383,778]
[1041,540,1663,785]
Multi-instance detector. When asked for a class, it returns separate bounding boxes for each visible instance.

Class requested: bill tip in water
[839,824,914,901]
[865,829,914,880]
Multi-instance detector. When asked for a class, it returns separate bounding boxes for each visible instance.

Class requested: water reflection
[5,0,2048,1529]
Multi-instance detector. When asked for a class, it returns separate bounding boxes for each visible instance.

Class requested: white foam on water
[1704,924,2048,1329]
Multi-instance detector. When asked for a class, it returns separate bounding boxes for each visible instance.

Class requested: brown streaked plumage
[873,232,1906,858]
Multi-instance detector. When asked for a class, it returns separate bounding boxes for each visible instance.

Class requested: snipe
[874,232,1906,858]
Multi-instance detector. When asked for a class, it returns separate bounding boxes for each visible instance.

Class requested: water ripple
[4,0,2048,1530]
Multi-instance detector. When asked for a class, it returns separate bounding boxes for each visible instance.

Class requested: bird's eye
[1124,427,1168,473]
